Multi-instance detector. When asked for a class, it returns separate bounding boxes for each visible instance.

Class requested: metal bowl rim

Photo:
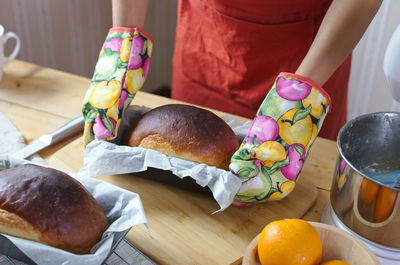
[336,111,400,191]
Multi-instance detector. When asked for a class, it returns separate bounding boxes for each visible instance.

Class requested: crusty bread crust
[0,209,41,242]
[124,104,239,170]
[0,164,109,254]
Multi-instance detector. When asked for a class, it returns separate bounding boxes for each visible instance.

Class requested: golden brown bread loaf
[124,104,239,170]
[0,164,109,254]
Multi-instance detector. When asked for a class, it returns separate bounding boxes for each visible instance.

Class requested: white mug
[0,24,21,81]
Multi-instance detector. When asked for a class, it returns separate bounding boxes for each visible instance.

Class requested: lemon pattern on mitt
[82,27,153,146]
[229,72,331,205]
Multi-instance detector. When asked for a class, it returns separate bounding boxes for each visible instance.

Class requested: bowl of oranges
[242,219,380,265]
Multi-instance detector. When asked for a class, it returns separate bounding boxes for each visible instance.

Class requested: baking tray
[0,233,157,265]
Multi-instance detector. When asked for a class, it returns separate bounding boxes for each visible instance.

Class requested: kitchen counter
[0,60,338,265]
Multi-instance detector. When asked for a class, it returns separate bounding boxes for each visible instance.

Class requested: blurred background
[0,0,177,97]
[0,0,399,120]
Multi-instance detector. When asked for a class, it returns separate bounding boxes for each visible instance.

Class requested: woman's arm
[112,0,149,28]
[295,0,382,86]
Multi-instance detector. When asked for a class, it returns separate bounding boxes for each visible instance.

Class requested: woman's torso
[171,0,350,140]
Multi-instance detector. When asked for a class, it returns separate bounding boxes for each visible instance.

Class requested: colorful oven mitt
[229,72,331,205]
[82,27,153,146]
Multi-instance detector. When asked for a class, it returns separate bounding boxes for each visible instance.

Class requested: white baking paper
[0,156,148,265]
[78,112,252,212]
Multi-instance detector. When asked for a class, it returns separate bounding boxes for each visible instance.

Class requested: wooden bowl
[242,221,380,265]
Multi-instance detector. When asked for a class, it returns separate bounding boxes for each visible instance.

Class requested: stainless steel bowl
[330,112,400,249]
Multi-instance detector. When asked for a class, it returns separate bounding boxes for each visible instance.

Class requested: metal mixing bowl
[330,112,400,249]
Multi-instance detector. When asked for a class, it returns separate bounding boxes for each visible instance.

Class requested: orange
[257,219,322,265]
[337,173,346,191]
[320,260,350,265]
[361,178,379,205]
[374,186,397,222]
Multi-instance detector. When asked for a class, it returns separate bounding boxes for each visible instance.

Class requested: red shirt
[171,0,350,140]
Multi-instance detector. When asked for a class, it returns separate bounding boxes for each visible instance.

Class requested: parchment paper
[78,106,252,212]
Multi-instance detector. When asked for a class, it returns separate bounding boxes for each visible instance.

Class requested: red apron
[171,0,351,140]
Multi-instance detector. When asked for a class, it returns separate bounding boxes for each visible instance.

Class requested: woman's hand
[112,0,149,28]
[296,0,382,85]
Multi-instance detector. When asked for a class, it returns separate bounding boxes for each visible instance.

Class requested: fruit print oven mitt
[82,27,153,146]
[229,72,331,205]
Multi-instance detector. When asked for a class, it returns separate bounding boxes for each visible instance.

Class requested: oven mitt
[229,72,331,205]
[82,27,153,146]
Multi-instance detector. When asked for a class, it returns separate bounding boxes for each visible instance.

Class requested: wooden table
[0,60,338,265]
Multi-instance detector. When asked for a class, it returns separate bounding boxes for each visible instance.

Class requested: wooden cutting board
[48,135,318,265]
